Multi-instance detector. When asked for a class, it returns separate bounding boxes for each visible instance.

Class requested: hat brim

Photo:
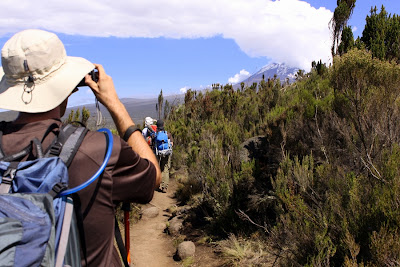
[0,56,94,113]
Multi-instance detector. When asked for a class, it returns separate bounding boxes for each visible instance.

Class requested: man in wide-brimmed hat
[0,29,160,266]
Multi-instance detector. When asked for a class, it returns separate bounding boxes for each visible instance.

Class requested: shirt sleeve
[111,137,156,203]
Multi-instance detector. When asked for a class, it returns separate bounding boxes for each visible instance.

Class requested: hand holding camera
[84,64,122,112]
[77,69,99,87]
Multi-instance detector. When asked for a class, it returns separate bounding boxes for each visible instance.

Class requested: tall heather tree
[330,0,356,57]
[361,5,400,62]
[157,89,164,120]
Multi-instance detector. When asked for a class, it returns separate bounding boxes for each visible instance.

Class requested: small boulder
[168,217,183,235]
[142,207,159,218]
[176,241,195,260]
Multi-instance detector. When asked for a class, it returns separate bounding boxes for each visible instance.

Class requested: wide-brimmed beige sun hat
[0,29,94,113]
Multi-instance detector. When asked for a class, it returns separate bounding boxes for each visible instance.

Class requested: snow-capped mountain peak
[239,62,299,85]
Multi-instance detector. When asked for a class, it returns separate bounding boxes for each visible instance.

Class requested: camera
[77,70,99,87]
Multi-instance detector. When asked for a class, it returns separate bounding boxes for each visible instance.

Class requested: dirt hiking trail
[130,179,180,267]
[128,175,225,267]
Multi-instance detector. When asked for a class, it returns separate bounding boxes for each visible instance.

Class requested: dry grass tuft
[218,234,274,267]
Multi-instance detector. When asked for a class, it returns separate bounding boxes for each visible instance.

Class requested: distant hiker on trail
[142,116,157,146]
[0,29,161,266]
[153,119,173,193]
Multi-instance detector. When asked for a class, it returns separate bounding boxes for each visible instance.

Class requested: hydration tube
[59,128,113,196]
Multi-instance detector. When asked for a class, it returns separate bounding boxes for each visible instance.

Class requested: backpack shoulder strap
[59,125,88,167]
[45,124,88,167]
[147,126,155,134]
[0,138,43,162]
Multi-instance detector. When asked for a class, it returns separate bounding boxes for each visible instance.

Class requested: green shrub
[166,48,400,266]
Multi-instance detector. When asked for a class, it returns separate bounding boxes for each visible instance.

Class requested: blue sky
[0,0,399,107]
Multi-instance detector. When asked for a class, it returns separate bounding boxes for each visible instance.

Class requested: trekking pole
[122,202,131,265]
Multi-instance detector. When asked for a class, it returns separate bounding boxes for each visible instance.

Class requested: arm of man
[85,64,161,187]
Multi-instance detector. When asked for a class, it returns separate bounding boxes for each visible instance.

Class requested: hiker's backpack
[144,126,157,147]
[154,130,172,157]
[0,123,112,267]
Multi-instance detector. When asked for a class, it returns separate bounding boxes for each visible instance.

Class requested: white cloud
[180,86,189,94]
[229,69,251,84]
[0,0,333,70]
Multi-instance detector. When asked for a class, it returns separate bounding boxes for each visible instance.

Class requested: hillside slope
[166,50,400,266]
[0,94,184,128]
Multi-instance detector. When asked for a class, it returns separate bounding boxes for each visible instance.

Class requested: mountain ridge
[0,94,185,129]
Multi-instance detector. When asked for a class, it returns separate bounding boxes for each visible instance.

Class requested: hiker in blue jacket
[0,29,161,266]
[153,119,173,193]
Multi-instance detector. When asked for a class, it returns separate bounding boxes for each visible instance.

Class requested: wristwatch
[123,125,141,142]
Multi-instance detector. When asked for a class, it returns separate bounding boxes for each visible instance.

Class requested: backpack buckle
[49,142,62,156]
[0,173,14,194]
[49,182,67,197]
[4,167,16,180]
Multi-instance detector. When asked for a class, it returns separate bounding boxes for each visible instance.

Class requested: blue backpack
[155,130,172,157]
[0,124,89,267]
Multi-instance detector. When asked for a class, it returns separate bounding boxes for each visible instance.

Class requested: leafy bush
[166,48,400,266]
